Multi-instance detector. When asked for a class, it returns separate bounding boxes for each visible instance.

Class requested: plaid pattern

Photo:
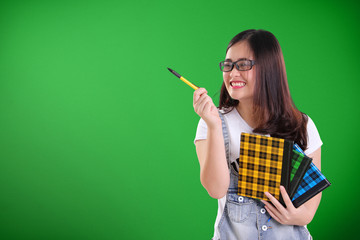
[292,162,326,199]
[293,143,305,154]
[289,149,312,199]
[238,133,291,201]
[290,150,304,181]
[292,143,331,207]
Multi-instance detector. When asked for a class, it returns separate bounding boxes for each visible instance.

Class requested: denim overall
[216,113,312,240]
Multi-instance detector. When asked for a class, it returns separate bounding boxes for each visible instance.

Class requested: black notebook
[289,149,313,199]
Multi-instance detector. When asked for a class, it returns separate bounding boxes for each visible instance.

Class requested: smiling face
[223,41,256,104]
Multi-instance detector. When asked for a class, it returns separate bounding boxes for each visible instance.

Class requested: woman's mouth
[230,81,246,88]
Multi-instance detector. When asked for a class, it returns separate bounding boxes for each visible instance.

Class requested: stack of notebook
[238,133,331,208]
[291,143,331,208]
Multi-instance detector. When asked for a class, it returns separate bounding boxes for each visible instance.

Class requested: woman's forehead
[226,41,254,60]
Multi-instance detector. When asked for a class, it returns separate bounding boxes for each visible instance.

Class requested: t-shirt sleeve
[304,116,323,155]
[194,118,208,144]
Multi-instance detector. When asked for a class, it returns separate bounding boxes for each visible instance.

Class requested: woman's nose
[229,66,241,78]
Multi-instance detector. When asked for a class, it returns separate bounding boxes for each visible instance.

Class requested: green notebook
[289,149,312,199]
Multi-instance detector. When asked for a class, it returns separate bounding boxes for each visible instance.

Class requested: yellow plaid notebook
[238,133,293,204]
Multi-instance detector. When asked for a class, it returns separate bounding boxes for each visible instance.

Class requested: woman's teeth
[231,82,246,87]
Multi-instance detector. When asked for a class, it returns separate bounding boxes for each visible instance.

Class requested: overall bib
[216,112,312,240]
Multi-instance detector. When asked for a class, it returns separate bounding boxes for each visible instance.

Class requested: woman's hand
[193,88,221,129]
[261,186,313,226]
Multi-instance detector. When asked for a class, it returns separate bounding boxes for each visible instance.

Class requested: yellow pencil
[167,67,199,90]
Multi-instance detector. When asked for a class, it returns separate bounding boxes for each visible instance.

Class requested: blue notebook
[291,144,331,208]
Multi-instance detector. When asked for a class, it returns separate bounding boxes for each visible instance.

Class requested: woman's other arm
[194,88,229,199]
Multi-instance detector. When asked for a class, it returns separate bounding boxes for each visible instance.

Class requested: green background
[0,0,359,239]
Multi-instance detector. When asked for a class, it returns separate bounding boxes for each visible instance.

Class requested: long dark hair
[219,29,308,150]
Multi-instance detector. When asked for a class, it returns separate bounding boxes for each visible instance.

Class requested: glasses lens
[220,61,233,72]
[236,60,252,71]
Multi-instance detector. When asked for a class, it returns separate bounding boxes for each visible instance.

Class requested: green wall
[0,0,359,239]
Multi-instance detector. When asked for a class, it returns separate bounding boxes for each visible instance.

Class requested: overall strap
[218,111,231,168]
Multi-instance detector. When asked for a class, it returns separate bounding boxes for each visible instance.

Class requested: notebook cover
[289,150,313,199]
[238,133,293,205]
[291,144,331,208]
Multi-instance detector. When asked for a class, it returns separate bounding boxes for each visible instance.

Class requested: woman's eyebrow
[225,58,247,61]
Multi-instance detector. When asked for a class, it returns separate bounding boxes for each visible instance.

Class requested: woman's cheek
[223,73,231,84]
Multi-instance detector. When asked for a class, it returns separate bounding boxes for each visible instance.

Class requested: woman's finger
[194,94,207,113]
[200,98,214,116]
[264,205,282,224]
[194,91,208,110]
[193,91,207,113]
[203,100,213,114]
[264,191,287,216]
[196,95,212,115]
[280,185,295,210]
[261,200,282,222]
[193,88,207,105]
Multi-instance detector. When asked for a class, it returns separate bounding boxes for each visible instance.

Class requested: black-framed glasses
[219,59,256,72]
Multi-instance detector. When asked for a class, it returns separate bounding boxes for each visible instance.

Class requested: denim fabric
[217,113,312,240]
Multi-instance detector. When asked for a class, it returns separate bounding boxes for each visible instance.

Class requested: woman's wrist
[205,117,222,131]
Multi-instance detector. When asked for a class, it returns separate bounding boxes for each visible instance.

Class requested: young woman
[193,29,322,240]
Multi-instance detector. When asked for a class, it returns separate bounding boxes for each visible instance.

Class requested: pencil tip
[167,67,181,78]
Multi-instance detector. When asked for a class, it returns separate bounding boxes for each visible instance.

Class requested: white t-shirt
[194,107,323,239]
